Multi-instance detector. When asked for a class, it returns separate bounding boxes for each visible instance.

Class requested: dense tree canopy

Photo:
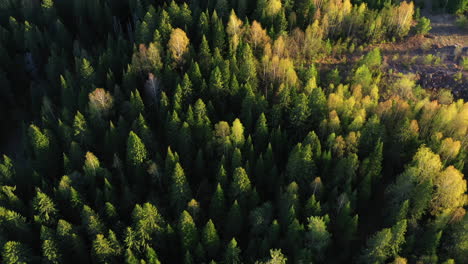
[0,0,466,264]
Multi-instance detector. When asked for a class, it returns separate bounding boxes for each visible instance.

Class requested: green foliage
[231,167,251,201]
[179,210,198,252]
[28,124,50,159]
[79,58,95,83]
[33,189,58,226]
[456,15,468,29]
[361,48,382,70]
[170,163,192,213]
[286,143,316,186]
[92,233,120,263]
[306,216,331,260]
[360,220,407,264]
[42,238,61,264]
[130,89,145,118]
[202,219,220,259]
[415,17,432,35]
[127,131,147,168]
[210,184,226,223]
[360,228,393,264]
[0,2,466,263]
[290,93,311,130]
[226,201,243,239]
[238,43,257,88]
[73,111,90,145]
[224,238,242,264]
[461,56,468,71]
[2,241,32,264]
[231,118,245,148]
[263,249,287,264]
[81,205,105,239]
[255,113,269,150]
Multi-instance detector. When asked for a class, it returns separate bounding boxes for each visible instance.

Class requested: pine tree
[361,48,382,71]
[198,12,210,41]
[359,228,393,264]
[2,241,32,264]
[79,58,95,84]
[285,219,304,260]
[210,184,226,224]
[127,131,147,168]
[125,248,139,264]
[157,10,173,42]
[224,238,242,264]
[145,247,161,264]
[224,200,242,239]
[231,167,251,201]
[132,114,153,153]
[231,148,242,172]
[202,219,220,259]
[335,202,358,260]
[304,194,322,217]
[255,113,269,151]
[81,205,105,240]
[42,238,62,264]
[28,124,50,160]
[131,203,164,251]
[185,199,200,224]
[238,43,257,89]
[211,11,226,51]
[33,188,58,226]
[179,210,198,252]
[263,249,287,264]
[359,140,383,202]
[170,163,192,213]
[290,93,310,131]
[137,21,150,44]
[130,89,145,119]
[0,155,15,184]
[389,220,407,257]
[209,66,224,96]
[92,233,119,263]
[177,122,193,165]
[83,151,100,186]
[199,35,212,76]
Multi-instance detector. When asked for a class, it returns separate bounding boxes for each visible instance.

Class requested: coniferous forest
[0,0,467,263]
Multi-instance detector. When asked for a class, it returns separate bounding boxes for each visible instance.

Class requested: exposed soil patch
[378,13,468,99]
[419,70,467,98]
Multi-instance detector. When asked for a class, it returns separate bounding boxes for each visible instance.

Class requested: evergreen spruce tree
[202,219,220,259]
[224,238,242,264]
[179,210,198,252]
[33,188,58,226]
[171,163,192,214]
[210,183,226,224]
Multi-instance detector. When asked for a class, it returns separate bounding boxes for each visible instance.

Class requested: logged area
[0,1,467,264]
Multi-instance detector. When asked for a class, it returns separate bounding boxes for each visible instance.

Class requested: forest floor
[378,13,468,99]
[321,13,468,99]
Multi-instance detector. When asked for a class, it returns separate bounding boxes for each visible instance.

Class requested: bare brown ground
[379,13,468,99]
[322,13,468,99]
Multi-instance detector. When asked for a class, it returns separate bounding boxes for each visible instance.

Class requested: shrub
[456,15,468,29]
[414,17,432,35]
[461,57,468,70]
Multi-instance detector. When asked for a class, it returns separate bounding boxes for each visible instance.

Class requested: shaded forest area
[0,1,467,264]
